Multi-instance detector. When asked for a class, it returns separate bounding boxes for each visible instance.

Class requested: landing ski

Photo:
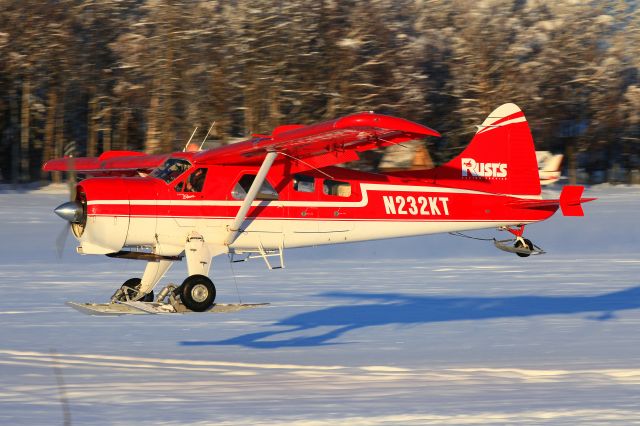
[66,301,269,316]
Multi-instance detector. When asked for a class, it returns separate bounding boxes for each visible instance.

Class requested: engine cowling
[73,178,131,254]
[54,176,177,255]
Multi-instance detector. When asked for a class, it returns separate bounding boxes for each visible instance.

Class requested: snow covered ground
[0,185,639,425]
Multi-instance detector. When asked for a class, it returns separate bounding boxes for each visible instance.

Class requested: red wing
[193,112,440,167]
[43,151,170,177]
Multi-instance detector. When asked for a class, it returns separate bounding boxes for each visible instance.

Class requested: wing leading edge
[43,151,170,176]
[193,112,440,168]
[42,113,439,175]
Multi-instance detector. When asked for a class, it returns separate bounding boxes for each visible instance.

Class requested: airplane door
[170,168,207,228]
[318,179,354,242]
[286,174,319,247]
[226,172,284,250]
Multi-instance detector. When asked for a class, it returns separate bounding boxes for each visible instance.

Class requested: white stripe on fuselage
[87,183,542,208]
[123,216,537,252]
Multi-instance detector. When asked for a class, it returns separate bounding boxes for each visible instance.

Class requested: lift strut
[224,151,278,247]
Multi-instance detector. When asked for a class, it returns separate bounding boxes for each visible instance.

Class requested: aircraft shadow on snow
[180,286,640,348]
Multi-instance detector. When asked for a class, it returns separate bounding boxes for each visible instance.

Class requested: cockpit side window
[150,158,192,184]
[185,168,208,192]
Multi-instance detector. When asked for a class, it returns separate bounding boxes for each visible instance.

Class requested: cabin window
[232,174,279,200]
[323,179,351,197]
[293,174,315,193]
[151,158,191,184]
[185,168,207,192]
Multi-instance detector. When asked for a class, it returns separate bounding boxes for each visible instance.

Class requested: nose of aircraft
[54,201,83,223]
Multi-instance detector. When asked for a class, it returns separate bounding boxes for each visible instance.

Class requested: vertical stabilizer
[430,103,541,196]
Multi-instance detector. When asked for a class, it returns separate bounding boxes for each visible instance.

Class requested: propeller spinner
[54,201,84,223]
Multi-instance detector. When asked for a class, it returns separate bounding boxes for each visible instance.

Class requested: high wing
[43,151,170,176]
[193,112,440,171]
[42,113,439,176]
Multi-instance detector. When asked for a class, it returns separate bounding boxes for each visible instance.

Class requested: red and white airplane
[45,103,594,312]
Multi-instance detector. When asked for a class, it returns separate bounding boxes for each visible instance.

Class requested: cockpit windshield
[150,158,192,184]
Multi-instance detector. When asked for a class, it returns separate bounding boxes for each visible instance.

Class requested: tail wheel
[118,278,154,302]
[514,238,533,258]
[179,275,216,312]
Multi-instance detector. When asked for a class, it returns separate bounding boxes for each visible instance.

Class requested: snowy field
[0,185,639,425]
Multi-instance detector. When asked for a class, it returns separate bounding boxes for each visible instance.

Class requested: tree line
[1,0,638,184]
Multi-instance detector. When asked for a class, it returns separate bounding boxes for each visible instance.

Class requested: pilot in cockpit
[185,168,207,192]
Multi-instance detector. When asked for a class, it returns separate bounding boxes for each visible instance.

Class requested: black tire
[514,238,533,258]
[119,278,154,302]
[179,275,216,312]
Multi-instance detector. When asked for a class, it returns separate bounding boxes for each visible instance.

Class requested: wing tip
[337,112,440,138]
[42,158,67,172]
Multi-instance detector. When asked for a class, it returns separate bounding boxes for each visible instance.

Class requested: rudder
[432,103,541,196]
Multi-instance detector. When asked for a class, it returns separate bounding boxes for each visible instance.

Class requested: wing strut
[224,151,278,247]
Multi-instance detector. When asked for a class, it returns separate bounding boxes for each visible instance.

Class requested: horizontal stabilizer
[559,185,596,216]
[509,185,595,216]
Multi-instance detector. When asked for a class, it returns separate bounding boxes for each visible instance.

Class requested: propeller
[54,154,77,259]
[53,200,83,258]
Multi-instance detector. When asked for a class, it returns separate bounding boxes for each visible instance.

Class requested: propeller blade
[55,223,71,259]
[67,156,77,201]
[55,152,76,259]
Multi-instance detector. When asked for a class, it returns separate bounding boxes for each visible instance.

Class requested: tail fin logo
[461,158,508,179]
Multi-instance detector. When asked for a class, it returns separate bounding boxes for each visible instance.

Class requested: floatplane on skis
[44,103,594,314]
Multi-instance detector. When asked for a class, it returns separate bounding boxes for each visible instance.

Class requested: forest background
[1,0,639,185]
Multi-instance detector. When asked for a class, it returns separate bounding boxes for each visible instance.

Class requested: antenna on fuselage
[183,127,198,152]
[199,121,216,151]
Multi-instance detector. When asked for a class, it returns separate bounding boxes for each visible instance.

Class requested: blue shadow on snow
[180,286,640,348]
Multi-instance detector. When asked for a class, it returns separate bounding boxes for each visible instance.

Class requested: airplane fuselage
[74,164,557,259]
[48,104,593,312]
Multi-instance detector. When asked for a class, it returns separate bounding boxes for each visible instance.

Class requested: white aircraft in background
[536,151,564,186]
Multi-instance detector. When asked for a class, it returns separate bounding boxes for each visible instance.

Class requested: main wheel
[117,278,154,302]
[514,238,533,258]
[179,275,216,312]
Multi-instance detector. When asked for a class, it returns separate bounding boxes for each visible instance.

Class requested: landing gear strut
[110,275,217,312]
[108,234,220,311]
